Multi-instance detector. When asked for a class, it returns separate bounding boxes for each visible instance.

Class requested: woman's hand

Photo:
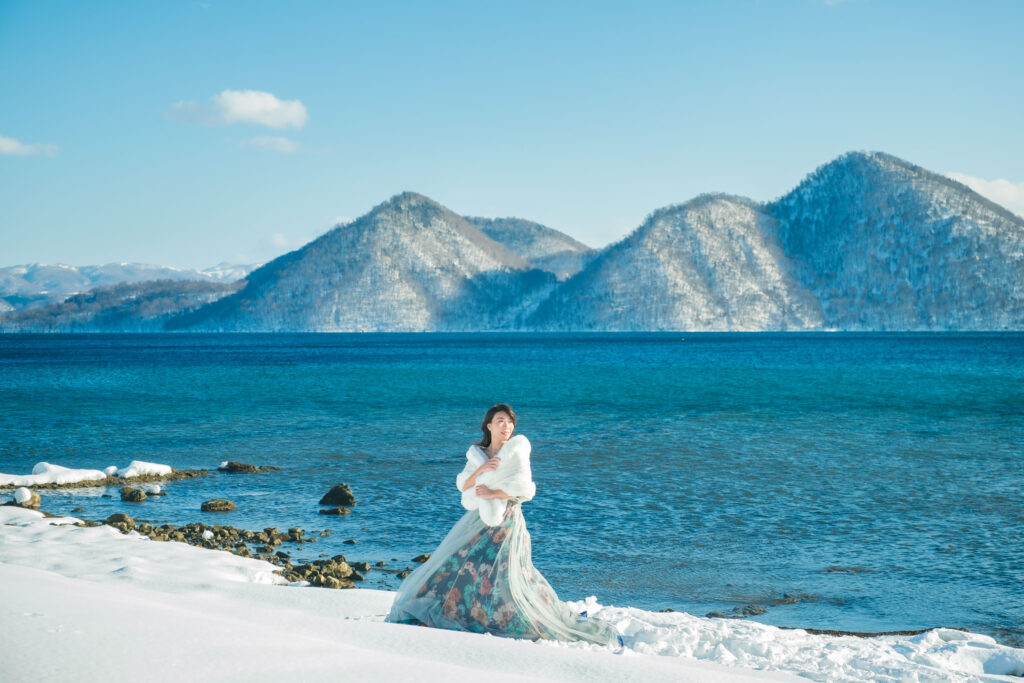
[476,457,500,476]
[475,485,509,500]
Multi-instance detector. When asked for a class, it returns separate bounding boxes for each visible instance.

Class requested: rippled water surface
[2,333,1022,645]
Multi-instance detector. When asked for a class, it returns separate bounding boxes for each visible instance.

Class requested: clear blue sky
[2,0,1022,268]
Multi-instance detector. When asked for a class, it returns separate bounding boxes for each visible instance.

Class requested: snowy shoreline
[2,506,1022,682]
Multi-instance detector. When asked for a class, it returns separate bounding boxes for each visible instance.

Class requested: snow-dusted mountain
[4,151,1023,333]
[168,192,558,331]
[466,216,594,280]
[0,261,255,311]
[528,195,823,331]
[0,280,243,332]
[771,151,1024,329]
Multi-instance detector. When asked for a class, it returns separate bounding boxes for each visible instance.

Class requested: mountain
[0,262,256,312]
[465,216,594,280]
[771,151,1024,329]
[0,280,243,332]
[5,151,1023,333]
[527,195,823,331]
[530,152,1024,331]
[168,192,557,331]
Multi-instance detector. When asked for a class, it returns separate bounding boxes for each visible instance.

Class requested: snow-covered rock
[0,463,108,487]
[116,461,172,478]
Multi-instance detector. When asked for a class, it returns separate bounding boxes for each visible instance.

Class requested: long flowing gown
[386,495,620,647]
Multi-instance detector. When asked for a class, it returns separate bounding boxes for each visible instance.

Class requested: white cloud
[0,135,58,157]
[270,232,289,248]
[242,136,299,153]
[947,172,1024,218]
[168,89,307,129]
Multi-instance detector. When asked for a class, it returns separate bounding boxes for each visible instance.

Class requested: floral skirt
[385,502,619,647]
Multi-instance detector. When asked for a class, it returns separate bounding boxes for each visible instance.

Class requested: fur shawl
[455,434,536,526]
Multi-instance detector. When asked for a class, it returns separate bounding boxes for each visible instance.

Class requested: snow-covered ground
[1,506,1021,682]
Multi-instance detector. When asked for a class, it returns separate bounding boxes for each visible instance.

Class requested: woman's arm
[474,485,510,499]
[461,457,500,491]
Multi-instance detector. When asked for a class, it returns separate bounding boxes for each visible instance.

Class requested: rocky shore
[0,468,210,491]
[84,512,420,589]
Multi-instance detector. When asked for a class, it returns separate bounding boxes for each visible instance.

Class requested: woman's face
[487,411,515,445]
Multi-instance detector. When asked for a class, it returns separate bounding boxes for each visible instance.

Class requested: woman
[386,403,621,648]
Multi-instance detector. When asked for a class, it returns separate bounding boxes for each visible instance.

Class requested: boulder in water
[319,483,356,506]
[120,487,147,502]
[201,498,236,512]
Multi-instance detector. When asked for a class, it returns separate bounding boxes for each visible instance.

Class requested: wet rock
[200,499,236,512]
[412,554,430,563]
[105,513,135,525]
[101,494,113,498]
[71,507,84,513]
[319,507,351,516]
[343,539,357,545]
[375,561,387,567]
[396,570,410,579]
[217,461,279,474]
[825,565,871,573]
[120,487,147,503]
[739,604,767,616]
[658,608,676,613]
[351,561,371,573]
[706,611,728,619]
[319,483,356,507]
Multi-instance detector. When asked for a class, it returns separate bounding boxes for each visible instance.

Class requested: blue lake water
[1,332,1022,646]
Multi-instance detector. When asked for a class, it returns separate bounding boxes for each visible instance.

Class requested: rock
[396,571,410,579]
[351,561,371,573]
[658,608,676,613]
[218,461,260,474]
[375,561,387,567]
[318,507,351,516]
[101,494,113,498]
[323,576,342,589]
[13,487,41,509]
[412,554,430,563]
[706,611,728,619]
[738,604,767,616]
[71,507,84,513]
[319,483,356,507]
[343,539,357,545]
[200,498,236,512]
[105,513,135,525]
[120,487,147,502]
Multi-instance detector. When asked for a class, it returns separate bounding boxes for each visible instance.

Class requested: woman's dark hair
[475,403,517,447]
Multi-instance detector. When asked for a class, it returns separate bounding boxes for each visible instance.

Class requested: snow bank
[115,460,172,478]
[0,460,174,487]
[0,462,108,487]
[0,506,1021,682]
[594,602,1024,681]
